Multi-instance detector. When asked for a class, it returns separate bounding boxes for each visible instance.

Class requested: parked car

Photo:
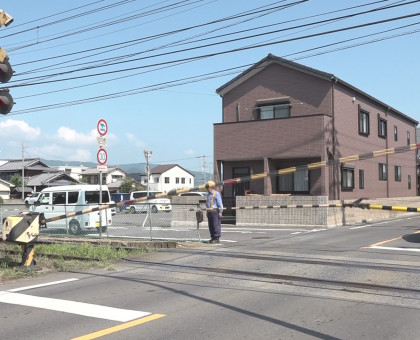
[110,193,130,212]
[24,192,41,206]
[129,191,171,213]
[178,192,207,197]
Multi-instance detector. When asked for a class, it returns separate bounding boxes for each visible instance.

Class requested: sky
[0,0,419,175]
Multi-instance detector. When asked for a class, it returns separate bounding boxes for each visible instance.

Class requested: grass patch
[0,242,151,282]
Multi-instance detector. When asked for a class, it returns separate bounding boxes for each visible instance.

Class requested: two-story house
[80,166,127,192]
[135,164,195,192]
[214,54,417,201]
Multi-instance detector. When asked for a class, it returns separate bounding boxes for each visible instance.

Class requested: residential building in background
[55,164,89,182]
[0,178,14,200]
[131,164,195,192]
[80,167,127,192]
[214,54,418,201]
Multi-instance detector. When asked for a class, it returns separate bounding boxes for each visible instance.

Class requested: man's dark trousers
[207,211,221,239]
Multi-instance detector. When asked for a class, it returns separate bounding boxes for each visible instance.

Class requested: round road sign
[97,148,108,165]
[97,118,108,136]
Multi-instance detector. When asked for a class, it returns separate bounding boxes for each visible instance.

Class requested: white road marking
[0,292,151,322]
[350,225,372,229]
[222,228,309,231]
[1,278,152,322]
[8,278,79,292]
[370,246,420,253]
[222,231,266,234]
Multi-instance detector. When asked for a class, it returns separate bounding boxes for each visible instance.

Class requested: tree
[120,177,133,193]
[10,173,22,187]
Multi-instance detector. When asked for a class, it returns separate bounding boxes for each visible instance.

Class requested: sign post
[96,118,108,236]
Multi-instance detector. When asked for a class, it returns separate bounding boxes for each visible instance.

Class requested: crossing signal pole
[0,9,14,115]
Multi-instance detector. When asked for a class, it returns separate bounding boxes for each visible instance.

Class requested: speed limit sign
[97,148,108,166]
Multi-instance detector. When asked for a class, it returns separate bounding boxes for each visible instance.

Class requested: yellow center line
[71,314,166,340]
[362,230,420,249]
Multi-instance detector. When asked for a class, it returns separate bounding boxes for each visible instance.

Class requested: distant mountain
[42,159,97,167]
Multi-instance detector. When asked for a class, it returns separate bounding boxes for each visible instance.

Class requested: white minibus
[30,184,113,235]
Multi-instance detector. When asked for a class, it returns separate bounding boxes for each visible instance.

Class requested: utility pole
[199,155,207,184]
[144,150,152,195]
[21,143,24,200]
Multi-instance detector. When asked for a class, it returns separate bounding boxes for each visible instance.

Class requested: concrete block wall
[236,196,420,228]
[170,196,207,227]
[236,196,328,227]
[171,195,420,228]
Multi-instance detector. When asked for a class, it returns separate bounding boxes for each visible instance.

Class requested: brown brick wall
[214,115,328,160]
[333,84,417,199]
[222,64,332,123]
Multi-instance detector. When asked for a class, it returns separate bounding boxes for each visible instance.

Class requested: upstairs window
[358,106,370,136]
[258,103,290,120]
[407,131,411,145]
[379,163,387,181]
[394,126,398,141]
[378,117,387,138]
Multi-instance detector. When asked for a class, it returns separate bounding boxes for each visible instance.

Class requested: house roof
[150,164,195,176]
[13,186,33,194]
[216,53,418,125]
[107,179,125,190]
[26,172,79,186]
[0,178,14,188]
[0,158,52,172]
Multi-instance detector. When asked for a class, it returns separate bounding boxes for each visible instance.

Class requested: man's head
[205,180,216,191]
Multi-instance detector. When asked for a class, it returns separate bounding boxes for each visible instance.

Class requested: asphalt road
[1,215,420,339]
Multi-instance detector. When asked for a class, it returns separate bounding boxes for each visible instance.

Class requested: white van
[129,191,172,214]
[30,184,113,235]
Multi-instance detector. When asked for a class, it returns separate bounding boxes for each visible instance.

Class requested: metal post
[21,144,24,200]
[144,150,152,240]
[144,150,152,195]
[99,170,102,237]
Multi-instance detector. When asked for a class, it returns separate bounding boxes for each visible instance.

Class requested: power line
[3,1,420,115]
[7,21,420,116]
[11,0,412,77]
[14,20,420,101]
[7,11,420,88]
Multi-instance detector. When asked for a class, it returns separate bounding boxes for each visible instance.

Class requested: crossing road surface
[1,215,420,339]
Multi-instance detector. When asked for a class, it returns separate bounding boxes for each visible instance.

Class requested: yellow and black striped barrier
[185,197,420,214]
[357,203,420,212]
[2,212,42,269]
[191,200,360,212]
